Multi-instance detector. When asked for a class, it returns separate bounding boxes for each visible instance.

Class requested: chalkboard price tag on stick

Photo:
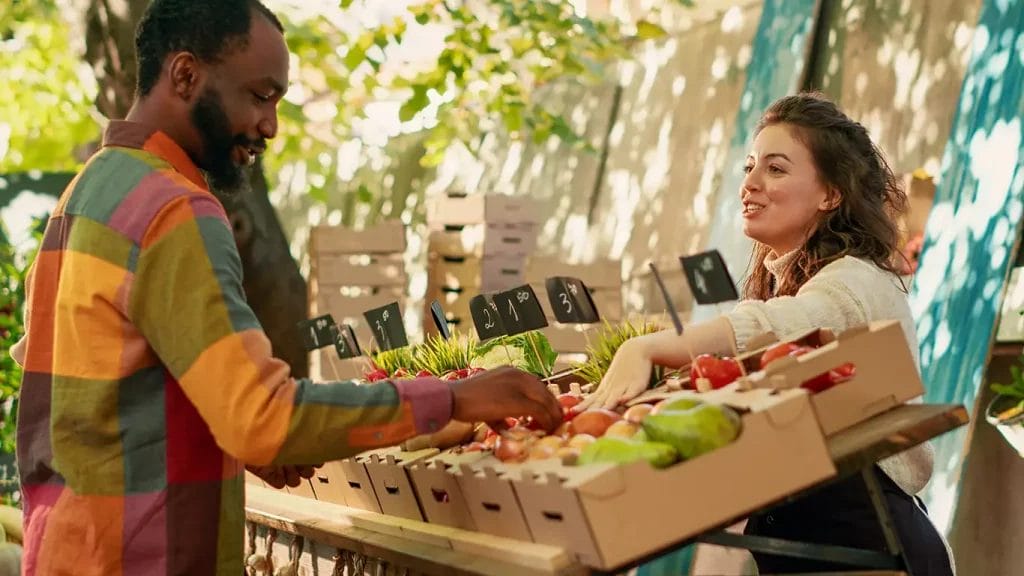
[297,314,337,351]
[469,294,507,342]
[494,285,549,336]
[544,276,601,324]
[363,302,408,351]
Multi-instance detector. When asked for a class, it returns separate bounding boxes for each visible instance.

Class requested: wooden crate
[308,221,408,381]
[426,193,538,226]
[428,223,538,258]
[428,254,525,293]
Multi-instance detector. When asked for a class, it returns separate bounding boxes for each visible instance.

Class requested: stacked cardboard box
[307,220,407,380]
[424,193,539,336]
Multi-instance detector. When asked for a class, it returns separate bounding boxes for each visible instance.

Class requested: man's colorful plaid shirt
[16,120,452,575]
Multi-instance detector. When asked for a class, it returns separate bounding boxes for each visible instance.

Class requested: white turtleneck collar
[763,249,801,281]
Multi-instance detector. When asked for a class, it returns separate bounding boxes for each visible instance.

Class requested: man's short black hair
[134,0,284,98]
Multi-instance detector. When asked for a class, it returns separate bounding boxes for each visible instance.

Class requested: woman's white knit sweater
[724,251,934,496]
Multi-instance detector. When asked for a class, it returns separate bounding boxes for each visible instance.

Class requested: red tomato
[690,354,743,390]
[364,369,389,382]
[760,342,805,369]
[415,370,434,378]
[557,393,582,411]
[801,363,856,393]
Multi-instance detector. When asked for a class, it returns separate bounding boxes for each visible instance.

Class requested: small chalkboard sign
[680,249,739,305]
[333,323,362,359]
[494,284,549,336]
[470,293,507,342]
[298,314,336,351]
[363,302,408,351]
[429,299,452,340]
[544,277,601,324]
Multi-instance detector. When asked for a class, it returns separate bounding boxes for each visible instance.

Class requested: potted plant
[987,355,1024,457]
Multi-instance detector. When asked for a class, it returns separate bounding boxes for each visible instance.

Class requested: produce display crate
[287,321,927,570]
[310,451,386,513]
[364,448,440,522]
[407,451,490,530]
[308,221,407,380]
[735,320,924,435]
[425,388,832,569]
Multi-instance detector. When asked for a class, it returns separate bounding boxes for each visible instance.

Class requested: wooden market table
[245,403,968,576]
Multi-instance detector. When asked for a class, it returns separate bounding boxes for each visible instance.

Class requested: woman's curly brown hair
[744,93,909,300]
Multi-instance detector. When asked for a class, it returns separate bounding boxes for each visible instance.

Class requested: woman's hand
[575,336,655,411]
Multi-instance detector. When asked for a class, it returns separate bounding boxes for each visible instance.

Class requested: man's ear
[168,52,203,102]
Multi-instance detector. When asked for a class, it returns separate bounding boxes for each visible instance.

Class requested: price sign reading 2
[470,294,507,341]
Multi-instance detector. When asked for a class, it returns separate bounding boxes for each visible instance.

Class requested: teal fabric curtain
[636,2,818,573]
[910,0,1024,533]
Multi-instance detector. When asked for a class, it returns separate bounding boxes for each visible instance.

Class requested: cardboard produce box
[408,451,490,530]
[337,455,383,513]
[511,388,834,570]
[453,460,536,542]
[310,461,350,507]
[364,449,439,521]
[738,320,923,435]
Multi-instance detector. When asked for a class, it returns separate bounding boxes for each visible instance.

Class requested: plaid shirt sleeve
[127,191,452,465]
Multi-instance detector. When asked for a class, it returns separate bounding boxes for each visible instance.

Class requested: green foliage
[411,332,477,376]
[370,346,418,376]
[573,319,662,385]
[0,218,42,506]
[475,331,557,377]
[0,1,100,172]
[991,357,1024,414]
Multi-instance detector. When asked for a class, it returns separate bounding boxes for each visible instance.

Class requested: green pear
[641,403,741,460]
[654,395,703,414]
[575,437,679,469]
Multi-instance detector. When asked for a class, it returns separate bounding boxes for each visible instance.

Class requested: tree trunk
[82,0,309,375]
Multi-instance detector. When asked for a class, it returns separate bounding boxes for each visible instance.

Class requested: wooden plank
[245,486,582,576]
[310,221,407,255]
[314,256,406,288]
[427,194,538,226]
[316,293,406,321]
[428,224,539,258]
[428,254,526,292]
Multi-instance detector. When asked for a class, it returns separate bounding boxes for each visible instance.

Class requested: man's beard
[190,87,255,198]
